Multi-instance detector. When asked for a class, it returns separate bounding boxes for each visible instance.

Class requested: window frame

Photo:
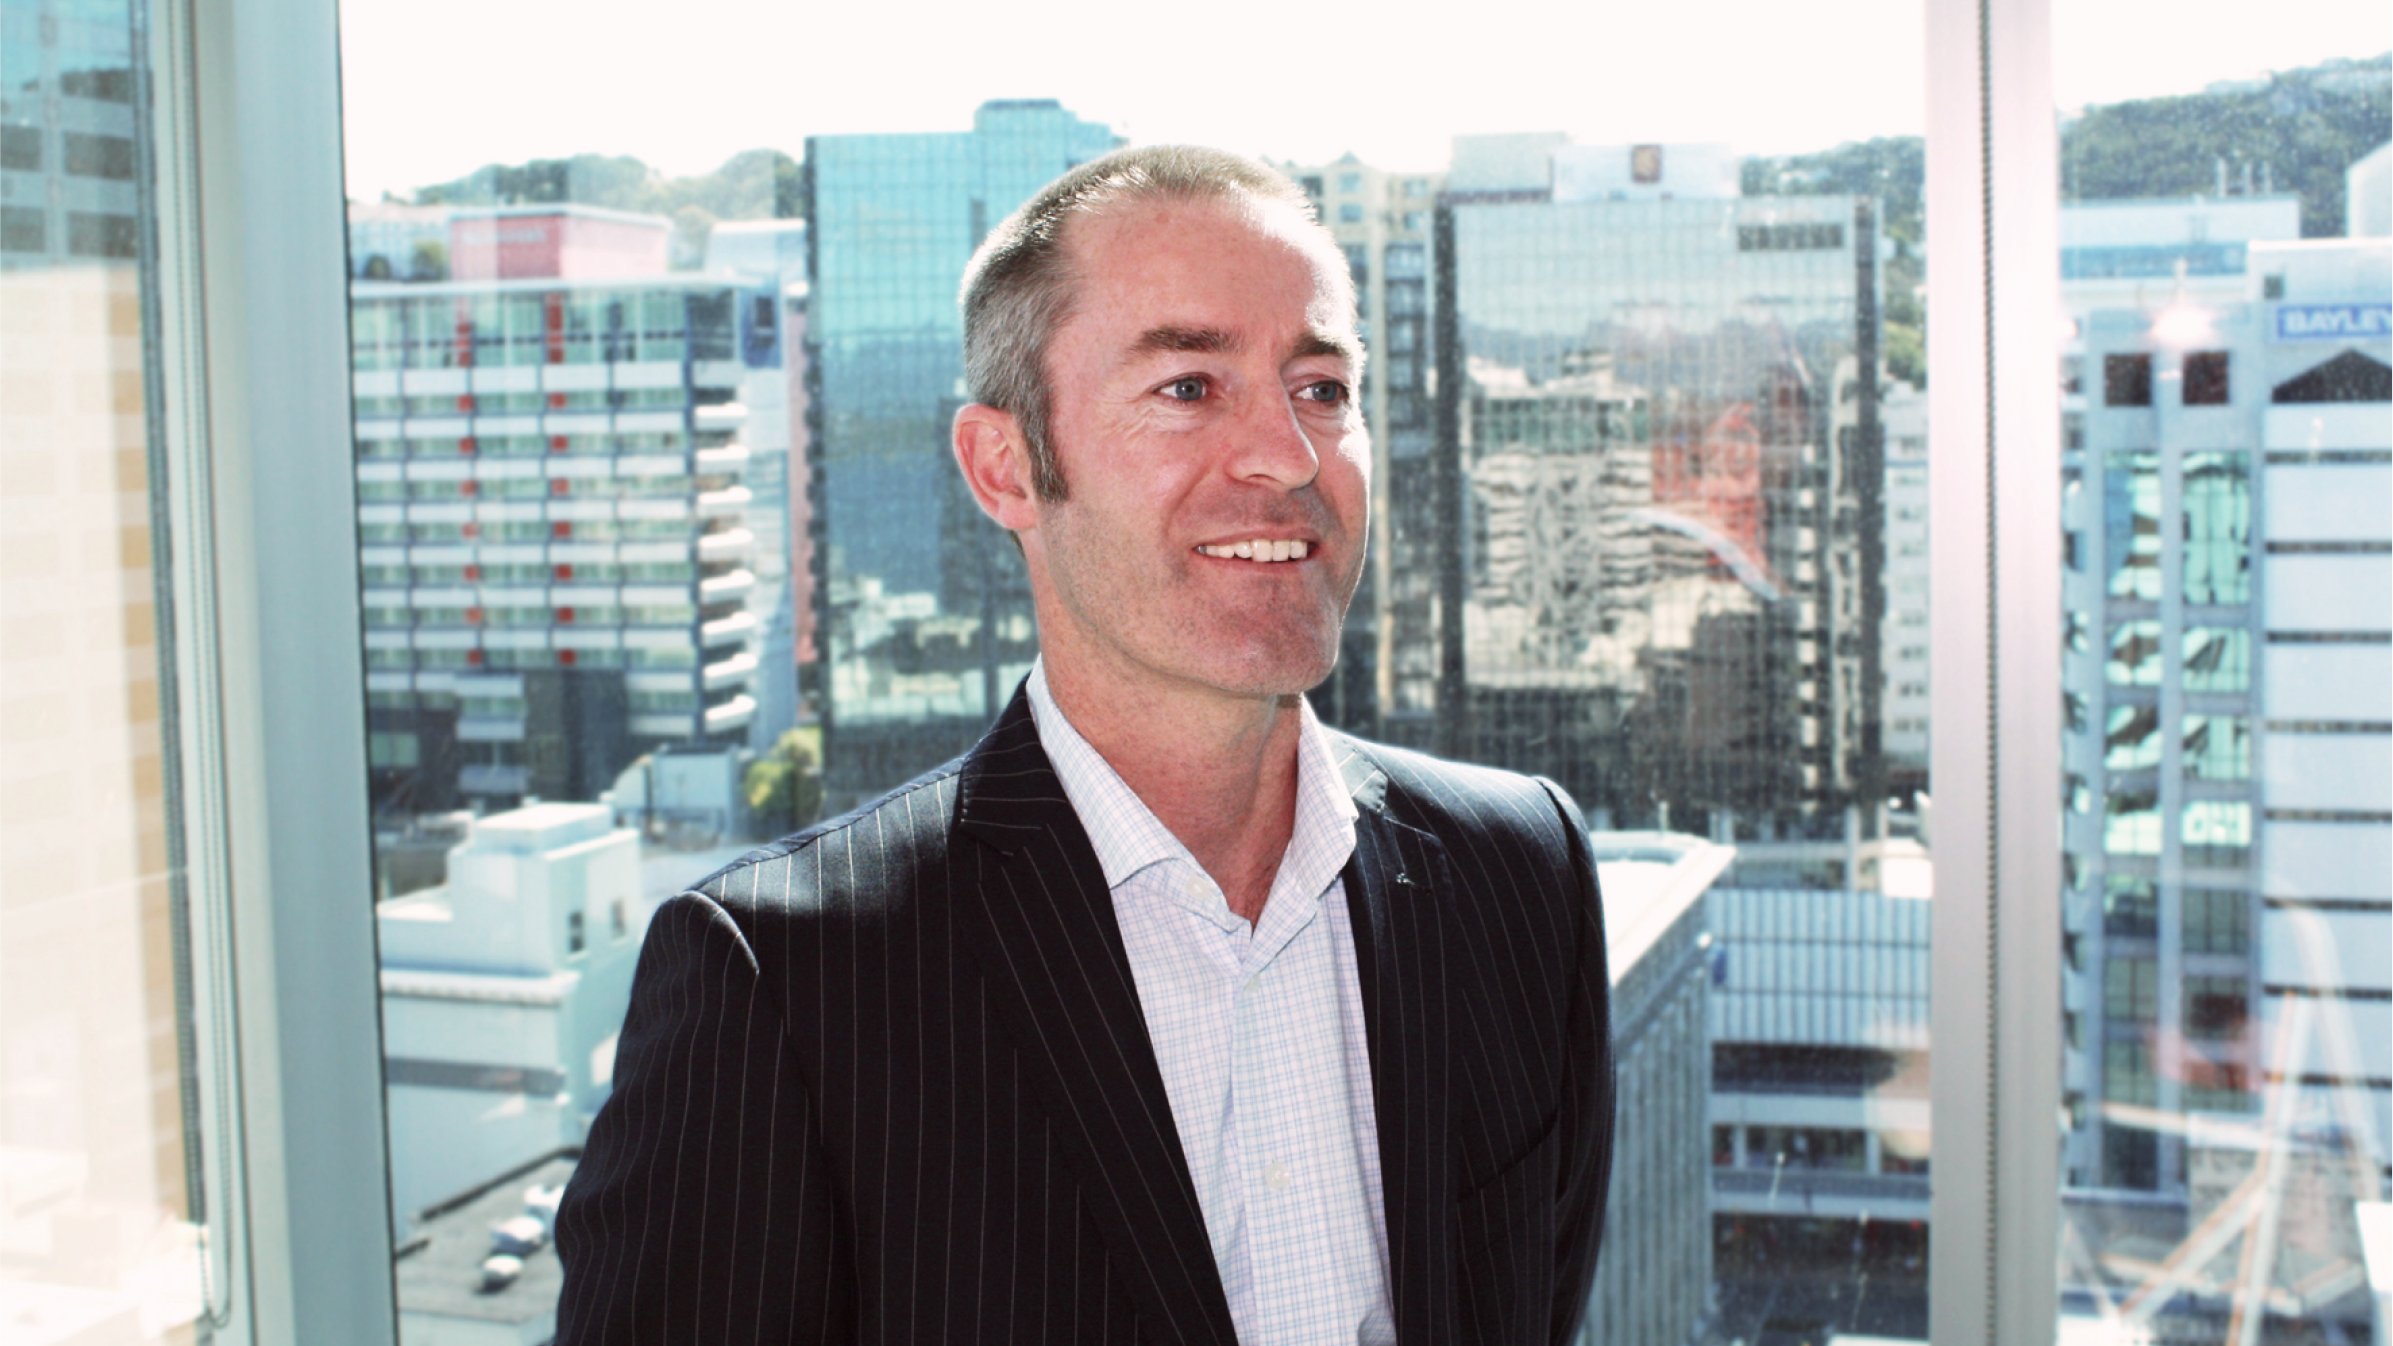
[1924,0,2066,1341]
[147,0,399,1337]
[141,0,2071,1341]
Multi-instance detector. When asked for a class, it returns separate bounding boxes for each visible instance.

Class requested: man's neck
[1040,653,1303,927]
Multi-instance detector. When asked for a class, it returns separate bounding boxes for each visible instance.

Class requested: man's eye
[1298,380,1349,405]
[1162,377,1206,402]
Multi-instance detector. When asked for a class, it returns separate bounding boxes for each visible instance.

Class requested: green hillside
[1742,138,1927,386]
[401,147,801,271]
[2060,54,2389,236]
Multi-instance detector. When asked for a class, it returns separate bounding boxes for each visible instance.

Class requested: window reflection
[2054,52,2388,1340]
[0,0,201,1331]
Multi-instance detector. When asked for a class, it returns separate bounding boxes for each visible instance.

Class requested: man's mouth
[1194,539,1313,563]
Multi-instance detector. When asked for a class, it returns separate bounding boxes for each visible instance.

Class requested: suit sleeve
[1536,780,1614,1346]
[555,891,851,1344]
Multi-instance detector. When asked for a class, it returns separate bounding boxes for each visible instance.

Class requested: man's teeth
[1197,540,1310,562]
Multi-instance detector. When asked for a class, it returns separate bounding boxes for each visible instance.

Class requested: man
[555,146,1612,1345]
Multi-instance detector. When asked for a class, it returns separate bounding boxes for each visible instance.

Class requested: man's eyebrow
[1131,325,1238,356]
[1124,324,1362,366]
[1292,329,1363,366]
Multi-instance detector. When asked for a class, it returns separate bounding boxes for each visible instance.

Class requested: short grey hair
[960,145,1338,502]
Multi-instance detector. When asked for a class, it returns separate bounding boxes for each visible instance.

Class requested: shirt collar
[1024,660,1358,901]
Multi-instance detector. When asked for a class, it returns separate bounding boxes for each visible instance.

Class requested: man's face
[1025,195,1369,703]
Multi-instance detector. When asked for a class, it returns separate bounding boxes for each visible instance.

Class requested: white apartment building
[348,214,780,814]
[705,219,810,753]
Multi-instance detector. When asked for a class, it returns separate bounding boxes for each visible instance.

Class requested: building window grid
[2104,956,2160,1025]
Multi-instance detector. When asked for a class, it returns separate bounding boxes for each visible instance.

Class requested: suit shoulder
[687,758,965,914]
[1334,733,1586,855]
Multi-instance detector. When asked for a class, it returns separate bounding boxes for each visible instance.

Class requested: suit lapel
[1336,739,1459,1346]
[949,691,1237,1346]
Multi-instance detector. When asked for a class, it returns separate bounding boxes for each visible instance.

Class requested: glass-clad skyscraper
[1436,179,1886,837]
[1,0,139,269]
[803,99,1120,806]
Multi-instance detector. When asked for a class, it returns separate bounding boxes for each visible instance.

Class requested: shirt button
[1264,1162,1290,1190]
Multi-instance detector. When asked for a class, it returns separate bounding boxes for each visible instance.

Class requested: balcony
[697,527,755,563]
[693,444,749,473]
[455,717,526,743]
[691,402,748,435]
[697,568,755,603]
[703,694,757,734]
[1711,1168,1932,1220]
[695,485,752,520]
[699,610,758,646]
[702,650,759,691]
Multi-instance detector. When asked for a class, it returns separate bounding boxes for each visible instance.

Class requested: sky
[338,0,2390,203]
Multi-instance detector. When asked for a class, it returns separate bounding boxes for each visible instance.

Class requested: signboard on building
[2274,303,2393,342]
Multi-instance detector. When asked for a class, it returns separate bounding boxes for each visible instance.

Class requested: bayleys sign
[2274,303,2393,342]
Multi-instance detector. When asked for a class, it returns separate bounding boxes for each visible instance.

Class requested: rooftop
[470,801,615,855]
[445,202,674,229]
[350,269,764,300]
[1590,829,1734,981]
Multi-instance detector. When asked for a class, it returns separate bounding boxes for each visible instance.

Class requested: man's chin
[1174,631,1342,701]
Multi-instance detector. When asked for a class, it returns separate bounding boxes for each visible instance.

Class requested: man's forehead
[1072,194,1345,289]
[1066,196,1357,354]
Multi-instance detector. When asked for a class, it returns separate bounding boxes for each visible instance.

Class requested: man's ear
[953,403,1041,532]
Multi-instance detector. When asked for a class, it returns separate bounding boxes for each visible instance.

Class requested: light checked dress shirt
[1025,663,1397,1346]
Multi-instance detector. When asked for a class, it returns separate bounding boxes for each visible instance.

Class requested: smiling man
[556,146,1613,1346]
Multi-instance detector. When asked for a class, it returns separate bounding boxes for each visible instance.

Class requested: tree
[409,148,807,226]
[408,239,448,282]
[744,728,823,838]
[670,205,717,272]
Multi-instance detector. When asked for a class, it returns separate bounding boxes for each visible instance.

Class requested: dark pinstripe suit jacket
[555,690,1613,1345]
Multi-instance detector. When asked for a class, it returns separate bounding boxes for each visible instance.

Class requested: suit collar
[950,689,1240,1343]
[1332,730,1393,816]
[1336,754,1460,1346]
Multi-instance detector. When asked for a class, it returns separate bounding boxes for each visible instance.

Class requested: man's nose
[1224,388,1321,491]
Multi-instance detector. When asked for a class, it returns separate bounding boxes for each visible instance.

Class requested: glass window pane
[2103,449,2162,600]
[2181,450,2250,606]
[0,0,203,1328]
[2053,14,2389,1337]
[335,7,1949,1342]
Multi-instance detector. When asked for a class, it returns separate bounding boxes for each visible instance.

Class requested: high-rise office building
[349,205,783,816]
[1432,138,1888,838]
[1878,381,1930,794]
[0,0,138,270]
[1281,156,1446,739]
[801,100,1119,807]
[2048,193,2287,1187]
[1580,831,1732,1346]
[2058,194,2389,1337]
